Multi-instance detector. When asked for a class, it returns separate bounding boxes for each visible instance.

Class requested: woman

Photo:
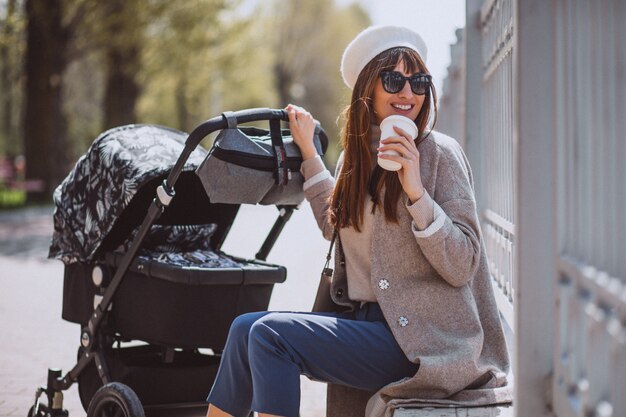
[206,25,511,417]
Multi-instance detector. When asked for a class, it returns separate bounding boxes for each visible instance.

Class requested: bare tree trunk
[274,62,293,108]
[103,46,141,129]
[23,0,69,202]
[175,77,189,131]
[102,0,142,130]
[1,0,17,153]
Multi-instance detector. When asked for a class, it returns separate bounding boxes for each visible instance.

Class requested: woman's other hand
[377,126,425,203]
[285,104,318,160]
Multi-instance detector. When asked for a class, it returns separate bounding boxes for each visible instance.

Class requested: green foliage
[4,0,371,167]
[0,0,25,156]
[139,0,371,160]
[0,187,26,207]
[64,52,106,158]
[139,0,248,131]
[262,0,371,163]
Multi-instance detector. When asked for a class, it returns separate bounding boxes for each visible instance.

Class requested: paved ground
[0,204,328,417]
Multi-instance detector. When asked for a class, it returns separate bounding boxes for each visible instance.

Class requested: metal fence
[552,1,626,416]
[438,0,515,326]
[439,1,626,416]
[479,0,515,327]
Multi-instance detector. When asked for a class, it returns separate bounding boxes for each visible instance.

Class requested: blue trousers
[206,303,418,417]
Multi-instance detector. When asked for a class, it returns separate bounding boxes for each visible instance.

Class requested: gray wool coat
[302,130,513,417]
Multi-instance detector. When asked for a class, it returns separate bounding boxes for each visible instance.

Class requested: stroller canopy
[49,124,208,264]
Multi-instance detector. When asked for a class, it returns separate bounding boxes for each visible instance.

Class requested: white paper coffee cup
[378,115,419,171]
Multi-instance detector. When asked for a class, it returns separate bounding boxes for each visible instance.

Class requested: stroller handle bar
[164,108,309,192]
[228,107,289,124]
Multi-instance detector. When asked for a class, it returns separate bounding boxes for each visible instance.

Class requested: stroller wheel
[27,405,46,417]
[87,382,145,417]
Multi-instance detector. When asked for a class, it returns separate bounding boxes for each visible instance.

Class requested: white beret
[340,25,428,89]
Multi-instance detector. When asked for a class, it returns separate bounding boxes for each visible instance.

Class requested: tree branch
[64,0,96,35]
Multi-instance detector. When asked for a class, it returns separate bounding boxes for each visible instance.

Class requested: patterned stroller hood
[48,124,208,264]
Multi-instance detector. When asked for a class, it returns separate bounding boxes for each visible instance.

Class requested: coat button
[398,316,409,327]
[336,288,344,297]
[378,279,390,290]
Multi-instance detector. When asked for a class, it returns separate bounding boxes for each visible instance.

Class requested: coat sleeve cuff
[411,199,446,238]
[300,155,325,179]
[303,170,332,192]
[406,191,435,231]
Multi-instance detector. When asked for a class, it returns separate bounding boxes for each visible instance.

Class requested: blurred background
[0,0,464,206]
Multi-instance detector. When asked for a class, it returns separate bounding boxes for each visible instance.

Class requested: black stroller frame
[31,109,305,417]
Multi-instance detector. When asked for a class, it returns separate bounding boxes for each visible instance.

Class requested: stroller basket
[77,344,220,412]
[37,109,316,417]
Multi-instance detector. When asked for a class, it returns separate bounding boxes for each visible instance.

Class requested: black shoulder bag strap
[323,228,338,277]
[312,227,338,312]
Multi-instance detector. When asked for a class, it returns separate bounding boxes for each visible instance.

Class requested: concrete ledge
[393,405,514,417]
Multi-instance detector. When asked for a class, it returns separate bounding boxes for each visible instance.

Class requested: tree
[0,0,23,156]
[23,0,73,200]
[18,0,367,202]
[266,0,371,161]
[139,0,245,132]
[101,0,144,130]
[61,0,152,154]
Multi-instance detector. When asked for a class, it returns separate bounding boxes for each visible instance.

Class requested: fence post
[514,0,555,416]
[464,0,484,212]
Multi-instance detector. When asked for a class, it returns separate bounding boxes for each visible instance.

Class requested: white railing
[479,0,515,327]
[552,1,626,416]
[439,1,626,416]
[442,0,517,326]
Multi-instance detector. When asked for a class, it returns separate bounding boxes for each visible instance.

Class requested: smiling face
[341,47,435,151]
[372,60,425,124]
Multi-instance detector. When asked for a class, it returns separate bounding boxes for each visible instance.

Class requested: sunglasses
[380,71,432,95]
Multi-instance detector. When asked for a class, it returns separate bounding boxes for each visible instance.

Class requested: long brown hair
[330,47,438,231]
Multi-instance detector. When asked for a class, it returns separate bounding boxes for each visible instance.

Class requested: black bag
[312,267,336,313]
[196,111,328,205]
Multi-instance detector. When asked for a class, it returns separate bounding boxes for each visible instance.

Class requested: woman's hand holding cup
[377,115,425,203]
[377,115,418,170]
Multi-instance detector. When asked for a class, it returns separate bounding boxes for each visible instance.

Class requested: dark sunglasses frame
[380,71,432,95]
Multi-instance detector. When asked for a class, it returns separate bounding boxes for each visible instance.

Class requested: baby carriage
[30,108,328,417]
